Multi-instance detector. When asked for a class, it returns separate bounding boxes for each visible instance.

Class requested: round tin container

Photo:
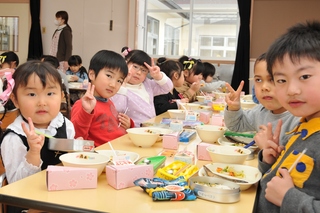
[189,176,240,203]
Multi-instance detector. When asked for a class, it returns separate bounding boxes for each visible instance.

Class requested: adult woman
[50,10,72,72]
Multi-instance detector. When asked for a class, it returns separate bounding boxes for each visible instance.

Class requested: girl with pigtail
[154,57,189,115]
[175,56,204,102]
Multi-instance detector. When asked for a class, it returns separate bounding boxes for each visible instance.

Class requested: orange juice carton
[106,164,153,190]
[46,165,97,191]
[197,142,212,161]
[162,132,179,150]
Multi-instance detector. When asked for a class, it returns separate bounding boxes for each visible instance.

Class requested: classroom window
[141,0,239,60]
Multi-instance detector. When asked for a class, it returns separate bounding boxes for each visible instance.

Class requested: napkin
[134,176,197,201]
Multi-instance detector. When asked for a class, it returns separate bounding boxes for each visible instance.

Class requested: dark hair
[12,60,63,98]
[68,55,87,79]
[157,57,183,79]
[254,52,267,71]
[56,10,72,32]
[68,55,82,66]
[178,55,204,76]
[89,50,128,78]
[121,46,152,68]
[0,51,19,67]
[41,55,59,69]
[202,62,216,80]
[266,20,320,76]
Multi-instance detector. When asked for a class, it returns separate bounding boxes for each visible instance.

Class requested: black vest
[1,118,68,170]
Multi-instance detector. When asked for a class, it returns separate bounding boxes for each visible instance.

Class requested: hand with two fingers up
[81,82,97,114]
[22,117,45,167]
[225,80,244,111]
[256,119,284,165]
[144,59,162,81]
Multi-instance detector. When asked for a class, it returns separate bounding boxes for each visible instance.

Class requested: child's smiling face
[272,55,320,120]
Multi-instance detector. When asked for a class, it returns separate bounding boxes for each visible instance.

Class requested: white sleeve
[1,133,41,184]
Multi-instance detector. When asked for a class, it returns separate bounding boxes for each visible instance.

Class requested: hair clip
[183,60,194,70]
[121,47,131,57]
[0,56,7,64]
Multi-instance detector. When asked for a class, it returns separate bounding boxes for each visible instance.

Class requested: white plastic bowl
[196,96,213,103]
[168,109,186,120]
[59,152,110,177]
[178,103,201,110]
[241,100,257,110]
[198,163,262,190]
[126,127,162,148]
[206,144,251,164]
[195,125,226,143]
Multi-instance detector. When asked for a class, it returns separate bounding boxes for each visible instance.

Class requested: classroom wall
[2,0,320,67]
[40,0,131,69]
[251,0,320,58]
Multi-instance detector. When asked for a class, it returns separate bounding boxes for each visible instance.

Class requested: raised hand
[81,82,96,114]
[258,120,284,164]
[225,81,244,111]
[190,81,201,93]
[145,59,162,80]
[21,117,44,166]
[265,168,294,206]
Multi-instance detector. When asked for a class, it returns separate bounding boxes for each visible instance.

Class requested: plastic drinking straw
[118,107,129,128]
[288,148,307,173]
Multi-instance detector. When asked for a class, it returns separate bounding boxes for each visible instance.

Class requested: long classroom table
[0,112,258,213]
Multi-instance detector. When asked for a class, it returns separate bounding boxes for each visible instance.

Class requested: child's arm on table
[21,117,44,167]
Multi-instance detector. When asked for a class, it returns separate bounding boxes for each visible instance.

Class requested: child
[0,51,19,69]
[66,55,88,82]
[224,53,300,146]
[175,56,204,102]
[200,62,226,92]
[110,47,173,127]
[71,50,134,147]
[41,55,69,94]
[0,60,75,184]
[154,57,189,115]
[253,20,320,213]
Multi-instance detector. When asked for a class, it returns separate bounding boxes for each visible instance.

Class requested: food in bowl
[59,152,110,177]
[198,163,262,190]
[126,127,163,148]
[95,150,140,163]
[206,144,251,164]
[195,125,226,143]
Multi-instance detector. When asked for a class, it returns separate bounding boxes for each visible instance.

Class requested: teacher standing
[50,10,72,73]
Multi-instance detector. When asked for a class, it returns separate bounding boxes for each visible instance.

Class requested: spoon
[203,165,248,183]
